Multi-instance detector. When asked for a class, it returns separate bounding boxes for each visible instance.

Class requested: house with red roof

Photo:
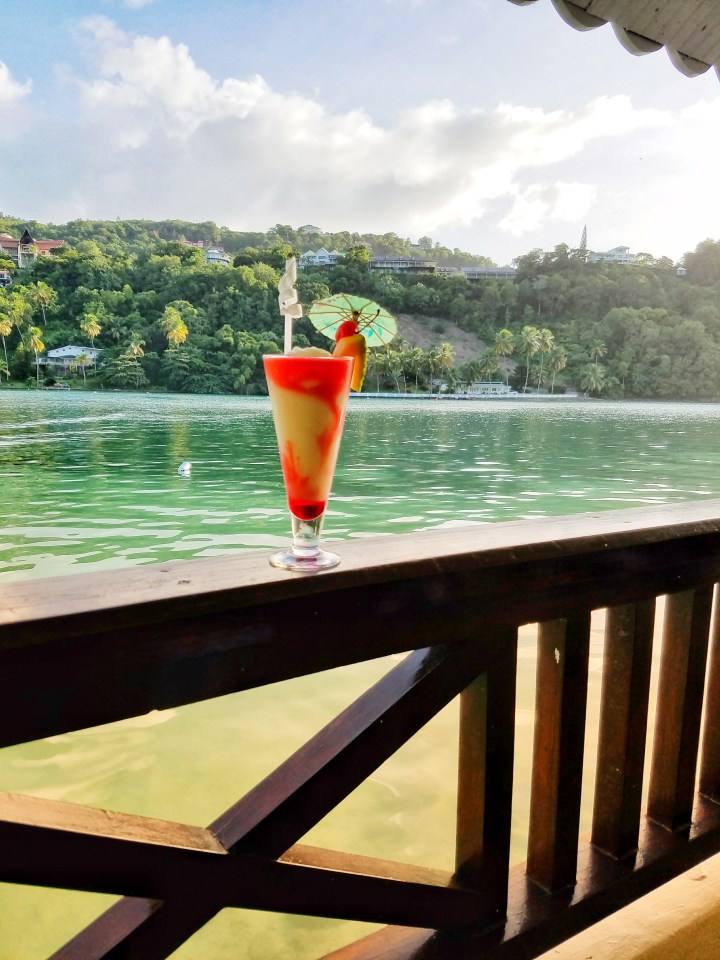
[0,228,64,269]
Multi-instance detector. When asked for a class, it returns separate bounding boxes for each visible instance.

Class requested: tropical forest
[1,214,720,400]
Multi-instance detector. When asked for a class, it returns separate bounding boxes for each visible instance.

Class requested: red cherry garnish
[335,320,359,342]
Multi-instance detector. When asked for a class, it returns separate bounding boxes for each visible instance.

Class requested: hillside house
[369,255,437,275]
[298,247,341,268]
[42,345,101,374]
[587,245,637,265]
[0,229,63,269]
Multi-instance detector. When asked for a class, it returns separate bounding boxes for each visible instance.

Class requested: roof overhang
[508,0,720,79]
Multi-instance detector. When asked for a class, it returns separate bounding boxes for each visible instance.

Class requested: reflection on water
[2,392,720,580]
[1,393,719,958]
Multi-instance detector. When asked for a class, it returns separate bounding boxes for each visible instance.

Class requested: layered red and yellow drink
[263,351,352,525]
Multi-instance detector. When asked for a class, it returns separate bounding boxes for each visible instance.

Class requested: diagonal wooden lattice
[1,635,516,959]
[3,503,720,960]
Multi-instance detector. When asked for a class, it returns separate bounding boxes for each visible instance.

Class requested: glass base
[269,546,341,572]
[269,511,341,573]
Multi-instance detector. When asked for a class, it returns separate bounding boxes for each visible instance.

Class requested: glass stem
[290,513,325,559]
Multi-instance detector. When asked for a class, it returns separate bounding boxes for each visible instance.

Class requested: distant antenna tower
[579,225,588,252]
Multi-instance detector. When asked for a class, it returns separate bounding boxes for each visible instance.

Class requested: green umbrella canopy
[307,293,397,346]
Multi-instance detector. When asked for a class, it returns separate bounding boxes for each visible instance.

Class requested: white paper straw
[278,257,302,354]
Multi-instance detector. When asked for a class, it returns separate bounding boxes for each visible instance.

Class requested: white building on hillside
[587,245,636,265]
[298,248,341,268]
[462,381,517,397]
[463,266,517,280]
[205,247,231,266]
[0,229,64,269]
[369,255,436,275]
[180,240,230,265]
[43,346,101,373]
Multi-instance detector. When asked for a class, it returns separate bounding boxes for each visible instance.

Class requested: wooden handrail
[2,500,720,959]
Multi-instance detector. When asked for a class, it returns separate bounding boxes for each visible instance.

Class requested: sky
[1,0,719,265]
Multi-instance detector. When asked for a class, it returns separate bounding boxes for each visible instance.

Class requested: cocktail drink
[263,351,353,571]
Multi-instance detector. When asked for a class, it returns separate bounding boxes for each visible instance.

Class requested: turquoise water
[2,392,719,581]
[1,392,720,958]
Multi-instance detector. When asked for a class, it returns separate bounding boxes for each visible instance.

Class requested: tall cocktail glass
[263,353,353,571]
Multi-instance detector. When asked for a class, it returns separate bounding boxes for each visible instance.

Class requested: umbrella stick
[284,315,292,355]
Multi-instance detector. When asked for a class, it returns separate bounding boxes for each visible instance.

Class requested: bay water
[1,391,720,959]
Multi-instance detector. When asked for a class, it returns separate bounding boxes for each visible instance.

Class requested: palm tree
[580,363,606,397]
[519,325,541,392]
[28,281,56,325]
[477,349,499,381]
[408,347,425,391]
[0,311,11,380]
[160,305,189,350]
[387,350,403,392]
[590,339,607,371]
[8,291,30,344]
[71,351,91,384]
[424,349,437,394]
[128,335,145,358]
[535,327,555,390]
[28,326,44,385]
[107,316,129,344]
[546,345,568,394]
[494,328,515,385]
[435,342,455,393]
[80,313,102,348]
[366,350,384,393]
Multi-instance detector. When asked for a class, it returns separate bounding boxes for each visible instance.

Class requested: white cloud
[498,182,597,236]
[551,182,597,221]
[7,18,718,262]
[0,62,32,103]
[0,61,33,144]
[496,96,671,168]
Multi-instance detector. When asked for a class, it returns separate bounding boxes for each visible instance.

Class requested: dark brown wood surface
[2,501,720,960]
[322,796,720,960]
[456,627,517,918]
[647,587,714,830]
[3,502,720,748]
[592,601,655,858]
[700,587,720,801]
[527,617,591,892]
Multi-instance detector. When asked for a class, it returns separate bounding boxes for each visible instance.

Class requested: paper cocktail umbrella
[307,293,397,346]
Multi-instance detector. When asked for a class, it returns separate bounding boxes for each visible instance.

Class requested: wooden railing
[2,500,720,959]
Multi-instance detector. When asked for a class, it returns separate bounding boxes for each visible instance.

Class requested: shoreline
[352,391,582,401]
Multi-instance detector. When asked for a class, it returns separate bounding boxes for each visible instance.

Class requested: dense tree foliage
[0,215,718,399]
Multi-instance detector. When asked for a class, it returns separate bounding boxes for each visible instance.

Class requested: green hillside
[1,215,719,399]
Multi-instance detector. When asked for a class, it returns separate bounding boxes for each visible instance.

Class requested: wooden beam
[527,616,591,892]
[455,627,517,920]
[212,640,494,857]
[48,637,501,959]
[592,600,655,858]
[648,586,714,830]
[0,797,488,930]
[322,797,720,960]
[699,585,720,801]
[3,505,720,748]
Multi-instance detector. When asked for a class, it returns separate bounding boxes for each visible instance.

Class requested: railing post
[699,585,720,803]
[455,628,517,921]
[648,586,714,831]
[592,601,655,859]
[527,615,591,893]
